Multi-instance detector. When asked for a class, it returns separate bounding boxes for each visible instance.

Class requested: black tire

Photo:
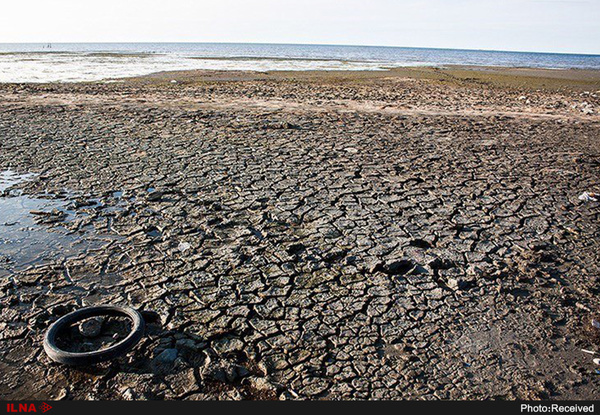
[43,305,145,365]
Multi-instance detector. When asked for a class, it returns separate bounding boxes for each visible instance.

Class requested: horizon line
[1,41,599,57]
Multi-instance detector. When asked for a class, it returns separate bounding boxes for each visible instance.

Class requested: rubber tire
[43,305,145,365]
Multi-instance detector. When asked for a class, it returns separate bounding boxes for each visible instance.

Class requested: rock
[447,278,460,291]
[122,388,136,400]
[272,121,299,130]
[175,338,204,352]
[78,317,104,338]
[177,242,191,252]
[49,304,73,317]
[154,348,178,366]
[229,365,250,382]
[279,390,299,400]
[202,361,250,383]
[246,376,280,393]
[212,337,245,354]
[56,388,69,400]
[447,277,474,291]
[146,191,164,202]
[382,259,414,276]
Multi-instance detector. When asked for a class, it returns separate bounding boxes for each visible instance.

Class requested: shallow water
[0,170,36,193]
[0,170,107,277]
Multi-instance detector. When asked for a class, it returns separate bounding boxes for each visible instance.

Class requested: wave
[189,55,368,63]
[0,51,158,58]
[0,43,598,83]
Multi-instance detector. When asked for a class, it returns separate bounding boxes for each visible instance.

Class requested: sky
[0,0,599,54]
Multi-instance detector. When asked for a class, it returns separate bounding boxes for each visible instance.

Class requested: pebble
[78,317,104,338]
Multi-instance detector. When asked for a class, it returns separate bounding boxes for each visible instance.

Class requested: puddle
[0,170,36,194]
[0,170,113,277]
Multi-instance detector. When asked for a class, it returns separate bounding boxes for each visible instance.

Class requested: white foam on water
[0,52,414,83]
[1,43,599,83]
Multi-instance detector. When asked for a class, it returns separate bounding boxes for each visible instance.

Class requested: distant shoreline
[93,66,600,92]
[1,66,600,91]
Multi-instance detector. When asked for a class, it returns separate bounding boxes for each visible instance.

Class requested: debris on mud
[578,191,598,202]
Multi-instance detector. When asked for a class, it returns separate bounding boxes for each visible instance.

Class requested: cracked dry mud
[1,68,600,400]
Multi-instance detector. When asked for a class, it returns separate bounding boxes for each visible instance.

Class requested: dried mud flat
[1,67,600,400]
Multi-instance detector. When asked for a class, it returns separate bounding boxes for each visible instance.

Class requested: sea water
[0,42,599,83]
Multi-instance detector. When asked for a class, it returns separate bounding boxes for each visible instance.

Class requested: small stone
[56,388,69,400]
[246,376,279,393]
[122,388,136,400]
[155,348,178,365]
[78,317,104,338]
[383,259,414,276]
[178,242,191,252]
[202,362,250,383]
[212,337,244,354]
[175,338,203,351]
[447,278,460,291]
[147,191,164,202]
[228,365,250,382]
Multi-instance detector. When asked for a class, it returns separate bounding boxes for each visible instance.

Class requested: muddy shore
[1,66,600,400]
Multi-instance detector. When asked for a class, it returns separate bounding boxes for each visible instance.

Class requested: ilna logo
[6,403,52,413]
